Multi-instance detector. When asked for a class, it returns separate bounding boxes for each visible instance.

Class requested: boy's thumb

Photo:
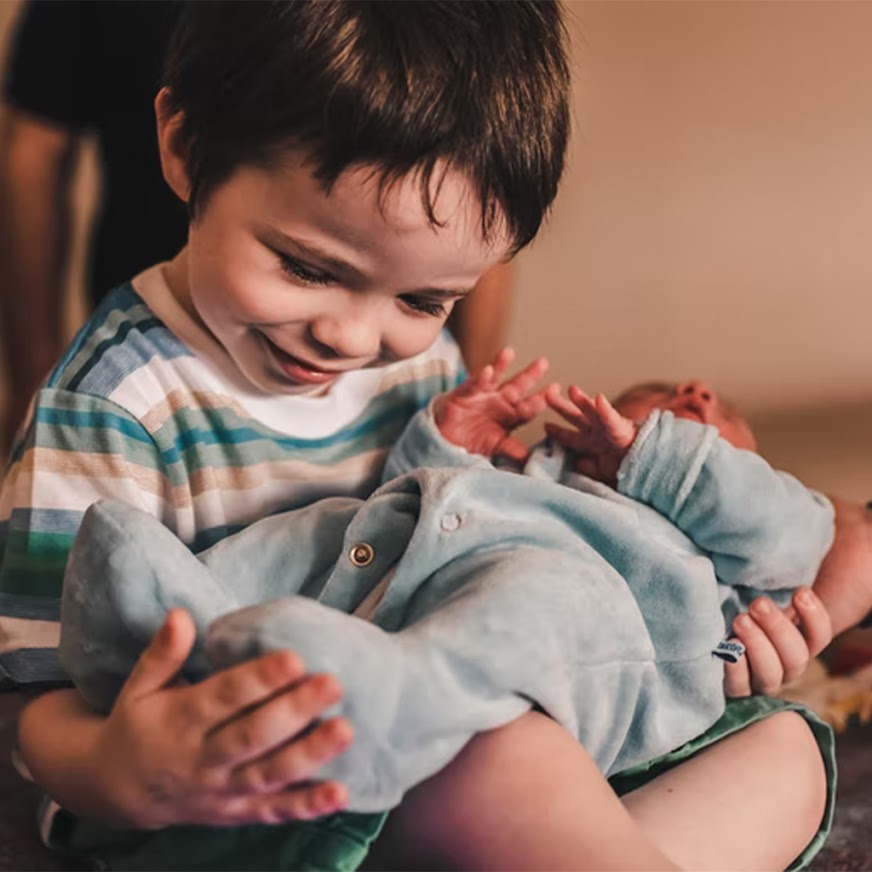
[119,609,196,701]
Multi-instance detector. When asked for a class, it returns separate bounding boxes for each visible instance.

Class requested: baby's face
[613,380,757,451]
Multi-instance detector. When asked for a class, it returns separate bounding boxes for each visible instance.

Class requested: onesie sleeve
[616,410,834,590]
[0,388,165,686]
[381,402,494,483]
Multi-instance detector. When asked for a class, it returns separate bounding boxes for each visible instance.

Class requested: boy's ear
[155,87,192,205]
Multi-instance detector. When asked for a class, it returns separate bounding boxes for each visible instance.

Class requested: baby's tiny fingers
[489,348,516,382]
[567,385,597,417]
[544,422,586,452]
[496,435,532,464]
[547,391,593,429]
[514,392,548,423]
[501,356,549,397]
[594,394,637,445]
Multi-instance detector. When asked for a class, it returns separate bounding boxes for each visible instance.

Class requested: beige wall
[512,0,872,415]
[2,0,871,419]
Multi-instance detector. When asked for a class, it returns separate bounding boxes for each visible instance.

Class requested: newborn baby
[60,355,834,812]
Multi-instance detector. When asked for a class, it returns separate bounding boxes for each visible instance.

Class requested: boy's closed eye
[400,296,449,317]
[277,252,448,317]
[277,252,334,286]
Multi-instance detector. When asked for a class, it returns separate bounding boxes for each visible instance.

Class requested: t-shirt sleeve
[3,0,95,129]
[0,388,166,686]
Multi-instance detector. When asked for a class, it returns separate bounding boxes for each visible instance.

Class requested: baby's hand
[434,348,551,462]
[545,385,638,487]
[724,588,832,698]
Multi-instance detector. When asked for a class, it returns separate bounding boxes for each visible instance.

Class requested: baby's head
[153,1,571,395]
[612,380,757,451]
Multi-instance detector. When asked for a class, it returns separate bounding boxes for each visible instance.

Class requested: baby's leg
[60,500,235,710]
[206,588,532,812]
[206,545,676,812]
[366,707,827,871]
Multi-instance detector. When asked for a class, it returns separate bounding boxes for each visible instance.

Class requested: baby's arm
[616,410,834,590]
[547,387,833,591]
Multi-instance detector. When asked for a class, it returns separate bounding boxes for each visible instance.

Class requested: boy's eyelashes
[277,252,333,286]
[400,296,448,318]
[276,250,450,319]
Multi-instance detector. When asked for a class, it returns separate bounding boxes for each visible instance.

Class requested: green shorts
[49,696,835,871]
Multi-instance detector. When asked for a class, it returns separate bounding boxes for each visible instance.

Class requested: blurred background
[1,0,870,500]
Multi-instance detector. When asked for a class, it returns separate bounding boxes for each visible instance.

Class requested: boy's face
[613,380,757,451]
[164,150,511,395]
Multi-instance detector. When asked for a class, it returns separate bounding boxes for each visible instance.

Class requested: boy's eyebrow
[263,228,474,297]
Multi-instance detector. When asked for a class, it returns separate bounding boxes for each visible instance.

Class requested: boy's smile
[161,150,511,395]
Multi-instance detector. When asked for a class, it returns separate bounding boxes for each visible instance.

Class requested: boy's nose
[309,311,381,361]
[675,380,715,405]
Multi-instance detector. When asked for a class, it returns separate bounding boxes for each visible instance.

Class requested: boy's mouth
[259,334,339,385]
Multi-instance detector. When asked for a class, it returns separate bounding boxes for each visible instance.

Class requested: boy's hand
[95,610,352,828]
[723,588,832,698]
[434,347,551,462]
[545,385,638,487]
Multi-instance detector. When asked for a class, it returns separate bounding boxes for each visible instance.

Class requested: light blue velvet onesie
[59,409,834,812]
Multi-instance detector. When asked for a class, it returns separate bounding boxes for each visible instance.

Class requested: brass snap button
[349,542,375,567]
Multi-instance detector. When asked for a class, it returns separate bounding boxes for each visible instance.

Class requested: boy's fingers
[204,672,344,768]
[723,653,753,698]
[791,588,833,658]
[746,596,810,685]
[119,609,197,701]
[226,716,353,797]
[732,612,784,695]
[223,780,349,826]
[192,650,309,731]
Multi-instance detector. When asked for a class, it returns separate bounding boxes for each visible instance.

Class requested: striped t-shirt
[0,264,464,685]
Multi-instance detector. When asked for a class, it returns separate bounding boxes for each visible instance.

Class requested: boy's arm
[6,391,351,826]
[808,497,872,636]
[617,410,835,590]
